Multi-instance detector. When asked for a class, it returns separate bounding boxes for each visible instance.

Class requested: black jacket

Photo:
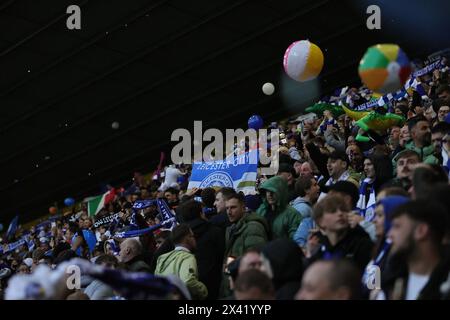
[310,225,374,272]
[209,212,231,230]
[262,238,305,300]
[187,218,225,300]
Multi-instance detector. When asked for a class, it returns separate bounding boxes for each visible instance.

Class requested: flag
[86,189,116,217]
[6,215,19,240]
[187,149,258,195]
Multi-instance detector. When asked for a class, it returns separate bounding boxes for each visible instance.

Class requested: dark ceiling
[1,0,449,224]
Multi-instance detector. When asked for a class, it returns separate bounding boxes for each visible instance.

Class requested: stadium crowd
[1,52,450,301]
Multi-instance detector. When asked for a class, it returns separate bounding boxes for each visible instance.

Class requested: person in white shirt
[384,200,448,300]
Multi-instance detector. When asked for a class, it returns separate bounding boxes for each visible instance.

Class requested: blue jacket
[293,217,316,247]
[290,197,313,219]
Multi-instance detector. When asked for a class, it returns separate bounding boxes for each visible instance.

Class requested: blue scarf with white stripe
[357,178,377,221]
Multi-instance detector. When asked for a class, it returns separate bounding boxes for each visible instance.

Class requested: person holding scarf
[357,153,393,223]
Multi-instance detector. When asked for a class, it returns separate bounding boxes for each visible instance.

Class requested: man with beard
[346,144,364,173]
[382,201,449,300]
[431,122,450,163]
[404,116,438,164]
[391,150,421,191]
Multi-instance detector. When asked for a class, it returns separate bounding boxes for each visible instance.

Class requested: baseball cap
[392,149,420,163]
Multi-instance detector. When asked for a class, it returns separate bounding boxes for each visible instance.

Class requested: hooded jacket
[155,247,208,300]
[219,212,269,298]
[224,212,269,259]
[187,218,225,300]
[256,176,303,240]
[405,141,439,165]
[290,197,313,219]
[262,239,305,300]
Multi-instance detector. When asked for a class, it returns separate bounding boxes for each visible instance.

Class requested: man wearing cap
[391,150,421,191]
[320,151,360,195]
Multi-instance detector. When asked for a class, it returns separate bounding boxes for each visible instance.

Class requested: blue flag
[187,150,258,194]
[6,215,19,240]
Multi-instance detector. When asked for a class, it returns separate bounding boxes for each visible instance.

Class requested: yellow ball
[283,40,324,82]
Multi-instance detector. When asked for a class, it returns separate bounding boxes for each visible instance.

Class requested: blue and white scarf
[413,60,443,77]
[318,171,351,201]
[357,178,377,222]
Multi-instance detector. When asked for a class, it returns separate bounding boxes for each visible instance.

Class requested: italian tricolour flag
[86,189,116,217]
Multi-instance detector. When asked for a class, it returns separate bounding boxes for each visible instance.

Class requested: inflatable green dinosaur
[342,105,405,142]
[305,103,345,118]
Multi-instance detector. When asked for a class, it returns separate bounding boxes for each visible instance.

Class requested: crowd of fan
[1,55,450,300]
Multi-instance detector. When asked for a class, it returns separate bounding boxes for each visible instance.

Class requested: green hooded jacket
[256,176,303,240]
[224,212,269,259]
[405,141,439,165]
[155,248,208,300]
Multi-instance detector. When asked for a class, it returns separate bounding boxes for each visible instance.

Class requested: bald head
[295,260,361,300]
[118,238,142,263]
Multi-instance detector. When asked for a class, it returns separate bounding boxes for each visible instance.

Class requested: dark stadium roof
[1,0,448,223]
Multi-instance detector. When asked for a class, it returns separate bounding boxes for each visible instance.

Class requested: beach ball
[262,82,275,95]
[248,115,264,130]
[49,206,58,214]
[283,40,324,82]
[111,121,119,130]
[359,44,411,94]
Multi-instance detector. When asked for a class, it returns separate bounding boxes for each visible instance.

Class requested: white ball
[262,82,275,95]
[111,121,119,130]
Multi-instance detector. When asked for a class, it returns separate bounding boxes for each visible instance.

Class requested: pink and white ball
[283,40,324,82]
